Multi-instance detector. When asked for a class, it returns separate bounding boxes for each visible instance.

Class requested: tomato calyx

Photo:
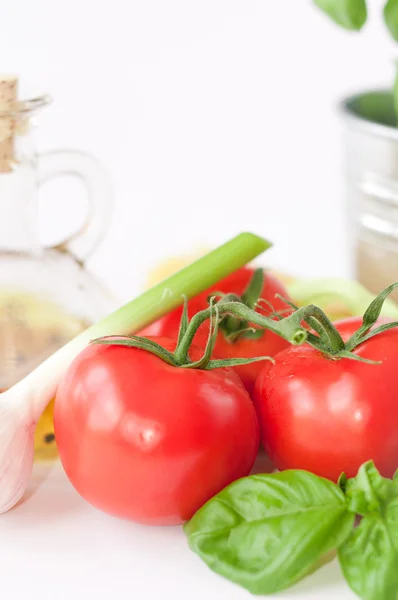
[91,295,309,370]
[92,282,398,367]
[208,269,290,344]
[288,282,398,362]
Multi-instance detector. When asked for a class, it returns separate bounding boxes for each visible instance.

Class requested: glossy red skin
[253,317,398,481]
[140,267,291,395]
[54,337,259,525]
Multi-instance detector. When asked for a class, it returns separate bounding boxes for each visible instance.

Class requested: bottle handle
[38,150,113,263]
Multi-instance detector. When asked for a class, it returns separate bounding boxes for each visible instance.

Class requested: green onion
[85,232,271,342]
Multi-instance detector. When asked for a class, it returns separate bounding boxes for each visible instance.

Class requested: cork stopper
[0,75,18,173]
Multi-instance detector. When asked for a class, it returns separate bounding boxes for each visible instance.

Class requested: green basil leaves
[184,470,354,595]
[339,510,398,600]
[314,0,367,31]
[314,0,398,43]
[384,0,398,42]
[185,461,398,599]
[342,461,398,515]
[338,462,398,600]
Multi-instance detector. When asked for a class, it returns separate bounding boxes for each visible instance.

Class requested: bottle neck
[0,166,40,253]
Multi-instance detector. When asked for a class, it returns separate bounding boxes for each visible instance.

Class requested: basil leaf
[185,471,354,595]
[384,0,398,41]
[345,461,397,516]
[339,501,398,600]
[338,471,348,493]
[314,0,367,30]
[394,62,398,126]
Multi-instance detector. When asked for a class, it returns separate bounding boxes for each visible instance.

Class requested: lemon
[34,399,58,461]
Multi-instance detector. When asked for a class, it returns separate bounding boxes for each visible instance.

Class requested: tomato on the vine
[140,267,291,394]
[253,317,398,481]
[54,337,259,525]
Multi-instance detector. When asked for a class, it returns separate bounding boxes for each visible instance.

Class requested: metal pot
[339,90,398,300]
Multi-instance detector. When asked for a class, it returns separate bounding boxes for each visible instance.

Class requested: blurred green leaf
[394,62,398,124]
[314,0,367,30]
[384,0,398,41]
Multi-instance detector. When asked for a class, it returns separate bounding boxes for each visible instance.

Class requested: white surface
[0,2,392,599]
[2,1,398,300]
[1,461,356,600]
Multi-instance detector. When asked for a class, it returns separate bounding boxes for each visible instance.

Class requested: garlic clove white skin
[0,389,36,513]
[0,336,88,514]
[0,328,111,513]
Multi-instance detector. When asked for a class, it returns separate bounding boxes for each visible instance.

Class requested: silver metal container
[339,90,398,301]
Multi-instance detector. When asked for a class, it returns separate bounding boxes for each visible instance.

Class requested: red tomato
[54,337,259,525]
[140,267,291,395]
[253,317,398,481]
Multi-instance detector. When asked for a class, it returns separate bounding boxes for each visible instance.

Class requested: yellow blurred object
[34,399,58,461]
[146,250,209,288]
[269,270,296,286]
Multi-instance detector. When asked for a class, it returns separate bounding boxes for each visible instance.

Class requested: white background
[1,2,395,599]
[2,0,398,302]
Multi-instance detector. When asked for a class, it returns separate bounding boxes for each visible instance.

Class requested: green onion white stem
[0,232,270,514]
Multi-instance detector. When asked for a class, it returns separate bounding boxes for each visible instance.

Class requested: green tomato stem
[301,305,345,355]
[173,301,309,364]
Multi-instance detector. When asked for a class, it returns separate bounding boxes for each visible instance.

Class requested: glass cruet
[0,75,117,458]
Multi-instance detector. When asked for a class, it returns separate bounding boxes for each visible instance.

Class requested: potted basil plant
[315,0,398,302]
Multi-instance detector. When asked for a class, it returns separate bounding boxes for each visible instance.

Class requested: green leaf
[394,62,398,124]
[338,472,348,494]
[384,0,398,41]
[339,504,398,600]
[345,461,397,516]
[314,0,367,30]
[340,461,398,599]
[185,471,354,595]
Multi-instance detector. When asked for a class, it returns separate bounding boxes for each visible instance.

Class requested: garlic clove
[0,390,35,513]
